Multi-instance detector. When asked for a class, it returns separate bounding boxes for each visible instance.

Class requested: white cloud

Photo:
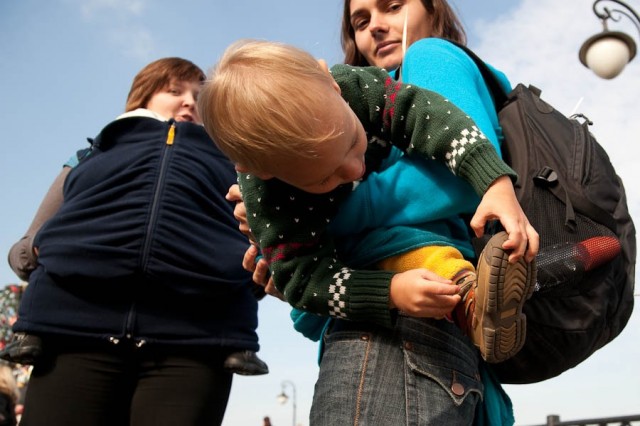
[63,0,156,60]
[108,27,156,61]
[79,0,147,19]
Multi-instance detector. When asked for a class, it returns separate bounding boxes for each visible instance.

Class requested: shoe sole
[225,367,269,376]
[0,346,42,365]
[223,358,269,376]
[473,232,536,363]
[224,364,269,376]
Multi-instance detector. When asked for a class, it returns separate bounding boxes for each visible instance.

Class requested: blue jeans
[310,315,482,426]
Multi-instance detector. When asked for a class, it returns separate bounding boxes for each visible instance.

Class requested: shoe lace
[454,273,476,335]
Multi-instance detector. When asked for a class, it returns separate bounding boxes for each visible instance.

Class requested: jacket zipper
[140,121,176,270]
[112,121,175,346]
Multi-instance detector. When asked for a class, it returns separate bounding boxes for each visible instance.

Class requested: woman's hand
[226,184,253,240]
[243,245,284,300]
[227,184,282,299]
[470,176,539,263]
[8,235,37,281]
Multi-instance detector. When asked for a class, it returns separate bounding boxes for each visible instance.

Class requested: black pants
[20,338,233,426]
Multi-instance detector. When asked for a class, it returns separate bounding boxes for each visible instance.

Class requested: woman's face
[349,0,432,71]
[146,79,202,124]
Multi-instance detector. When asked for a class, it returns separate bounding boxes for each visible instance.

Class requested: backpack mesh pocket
[529,187,619,294]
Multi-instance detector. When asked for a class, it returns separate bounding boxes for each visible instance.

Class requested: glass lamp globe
[579,31,637,79]
[277,391,289,405]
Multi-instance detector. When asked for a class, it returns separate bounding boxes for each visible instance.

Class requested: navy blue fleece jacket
[15,117,259,349]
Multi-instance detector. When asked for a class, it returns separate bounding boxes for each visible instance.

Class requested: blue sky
[1,1,639,425]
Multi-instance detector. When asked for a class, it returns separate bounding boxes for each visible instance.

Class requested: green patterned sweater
[238,64,515,328]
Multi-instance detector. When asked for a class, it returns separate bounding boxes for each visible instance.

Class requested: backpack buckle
[533,166,558,186]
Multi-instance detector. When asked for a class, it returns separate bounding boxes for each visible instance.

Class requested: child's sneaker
[455,231,536,363]
[224,350,269,375]
[0,333,43,365]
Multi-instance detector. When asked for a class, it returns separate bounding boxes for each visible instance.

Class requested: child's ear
[317,59,341,95]
[330,79,341,95]
[317,59,330,73]
[235,163,273,180]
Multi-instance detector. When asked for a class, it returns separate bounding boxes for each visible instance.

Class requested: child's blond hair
[199,39,343,175]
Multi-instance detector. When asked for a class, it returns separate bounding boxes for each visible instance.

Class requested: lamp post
[276,380,297,426]
[579,0,640,78]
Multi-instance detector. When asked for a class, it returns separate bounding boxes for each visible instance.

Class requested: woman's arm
[8,166,70,280]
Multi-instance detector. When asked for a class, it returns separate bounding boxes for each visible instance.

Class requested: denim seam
[354,332,371,426]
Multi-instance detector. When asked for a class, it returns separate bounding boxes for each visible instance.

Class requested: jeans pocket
[403,338,483,406]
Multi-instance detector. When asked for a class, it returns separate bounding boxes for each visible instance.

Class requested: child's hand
[470,176,539,263]
[389,269,460,318]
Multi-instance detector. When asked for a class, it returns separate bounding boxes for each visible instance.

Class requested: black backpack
[458,44,636,383]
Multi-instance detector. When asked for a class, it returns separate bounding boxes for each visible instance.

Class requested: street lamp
[579,0,640,78]
[276,380,297,426]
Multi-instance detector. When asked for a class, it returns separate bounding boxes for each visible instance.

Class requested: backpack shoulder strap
[447,41,508,110]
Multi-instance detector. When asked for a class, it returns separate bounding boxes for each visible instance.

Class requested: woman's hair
[198,39,341,175]
[0,364,19,404]
[341,0,467,66]
[125,57,205,112]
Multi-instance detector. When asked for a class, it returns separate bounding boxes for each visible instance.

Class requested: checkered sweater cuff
[344,270,396,327]
[457,142,516,195]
